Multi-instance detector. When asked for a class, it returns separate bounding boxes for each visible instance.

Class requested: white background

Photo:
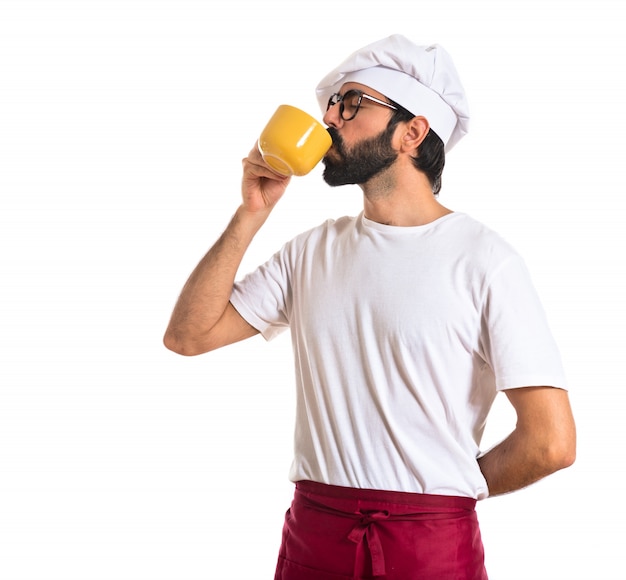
[1,1,624,578]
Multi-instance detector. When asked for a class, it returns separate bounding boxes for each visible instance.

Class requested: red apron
[274,480,488,580]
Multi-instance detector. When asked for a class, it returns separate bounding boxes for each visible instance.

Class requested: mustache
[327,127,341,144]
[326,127,345,155]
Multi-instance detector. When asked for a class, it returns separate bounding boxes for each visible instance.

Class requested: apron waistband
[294,481,476,578]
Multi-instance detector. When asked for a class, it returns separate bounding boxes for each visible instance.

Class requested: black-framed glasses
[326,89,398,121]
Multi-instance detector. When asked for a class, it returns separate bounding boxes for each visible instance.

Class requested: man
[164,35,576,579]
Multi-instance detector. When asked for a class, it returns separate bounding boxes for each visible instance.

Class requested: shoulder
[285,215,359,250]
[436,214,531,296]
[446,213,512,245]
[446,213,521,264]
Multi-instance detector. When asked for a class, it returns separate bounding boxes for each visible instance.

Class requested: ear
[399,116,430,153]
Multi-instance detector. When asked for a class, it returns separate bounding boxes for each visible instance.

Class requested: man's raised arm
[163,145,291,356]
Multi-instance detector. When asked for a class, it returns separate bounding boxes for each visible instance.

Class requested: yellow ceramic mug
[258,105,332,176]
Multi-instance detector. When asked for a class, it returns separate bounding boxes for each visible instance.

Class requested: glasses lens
[340,90,361,120]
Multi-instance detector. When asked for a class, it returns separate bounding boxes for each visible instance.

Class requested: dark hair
[388,103,446,195]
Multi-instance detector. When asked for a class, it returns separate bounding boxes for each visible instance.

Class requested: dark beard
[322,124,398,186]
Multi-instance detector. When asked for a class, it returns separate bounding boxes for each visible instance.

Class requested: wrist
[233,204,271,236]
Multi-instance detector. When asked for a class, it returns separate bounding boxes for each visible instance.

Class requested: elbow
[557,418,577,470]
[543,428,577,474]
[163,330,209,357]
[162,332,189,356]
[545,447,576,475]
[554,438,577,471]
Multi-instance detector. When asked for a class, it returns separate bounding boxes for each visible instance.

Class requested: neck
[360,168,452,227]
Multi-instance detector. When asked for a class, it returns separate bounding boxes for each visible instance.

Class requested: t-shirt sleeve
[480,254,568,392]
[230,246,291,342]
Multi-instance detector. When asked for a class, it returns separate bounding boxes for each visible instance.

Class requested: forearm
[478,431,548,496]
[478,423,576,497]
[163,205,269,354]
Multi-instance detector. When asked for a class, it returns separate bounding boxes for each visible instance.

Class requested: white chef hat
[315,34,470,152]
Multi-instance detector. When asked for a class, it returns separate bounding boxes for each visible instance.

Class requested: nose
[323,102,343,129]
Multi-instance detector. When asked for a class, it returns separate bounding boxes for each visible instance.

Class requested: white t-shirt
[230,212,567,499]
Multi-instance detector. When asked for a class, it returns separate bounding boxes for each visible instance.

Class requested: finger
[243,154,290,182]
